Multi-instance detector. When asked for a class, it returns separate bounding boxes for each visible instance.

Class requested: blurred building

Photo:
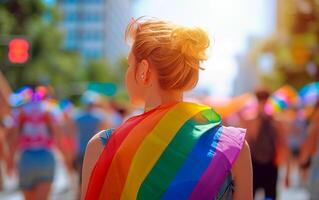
[59,0,132,63]
[230,0,276,96]
[232,53,259,96]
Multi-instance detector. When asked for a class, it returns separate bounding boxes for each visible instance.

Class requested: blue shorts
[18,149,55,190]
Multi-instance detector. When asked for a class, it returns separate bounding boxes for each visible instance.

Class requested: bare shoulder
[81,131,106,199]
[241,140,250,155]
[84,131,107,166]
[232,140,251,175]
[87,131,105,150]
[85,128,114,164]
[231,140,253,200]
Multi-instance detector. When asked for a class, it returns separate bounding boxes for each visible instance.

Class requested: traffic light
[8,38,30,64]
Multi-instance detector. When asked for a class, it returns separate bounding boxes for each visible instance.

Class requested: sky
[133,0,276,97]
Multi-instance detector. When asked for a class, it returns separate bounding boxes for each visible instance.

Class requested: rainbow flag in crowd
[265,85,300,115]
[299,81,319,106]
[85,102,245,200]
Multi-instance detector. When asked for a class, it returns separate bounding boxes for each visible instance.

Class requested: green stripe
[137,109,221,199]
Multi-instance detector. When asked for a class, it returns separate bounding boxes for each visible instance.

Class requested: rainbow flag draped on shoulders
[85,102,246,200]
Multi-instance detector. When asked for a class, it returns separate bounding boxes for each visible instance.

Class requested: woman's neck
[144,90,183,111]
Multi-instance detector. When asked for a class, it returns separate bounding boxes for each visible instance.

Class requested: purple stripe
[160,125,222,200]
[189,127,246,200]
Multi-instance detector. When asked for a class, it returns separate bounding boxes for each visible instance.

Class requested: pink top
[13,101,56,150]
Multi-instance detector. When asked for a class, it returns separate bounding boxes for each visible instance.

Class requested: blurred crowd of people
[0,85,134,200]
[220,88,319,200]
[0,83,319,200]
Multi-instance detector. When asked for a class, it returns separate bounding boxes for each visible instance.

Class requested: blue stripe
[161,126,223,200]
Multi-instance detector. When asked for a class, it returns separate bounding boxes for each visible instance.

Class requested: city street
[0,154,311,200]
[0,153,78,200]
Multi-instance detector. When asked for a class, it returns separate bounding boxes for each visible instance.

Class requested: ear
[137,59,152,86]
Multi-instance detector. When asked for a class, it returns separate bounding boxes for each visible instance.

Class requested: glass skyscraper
[59,0,132,62]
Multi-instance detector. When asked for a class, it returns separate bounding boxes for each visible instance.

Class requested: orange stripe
[120,103,208,199]
[98,103,177,200]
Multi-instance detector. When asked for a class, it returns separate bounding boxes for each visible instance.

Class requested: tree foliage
[251,0,319,91]
[0,0,127,100]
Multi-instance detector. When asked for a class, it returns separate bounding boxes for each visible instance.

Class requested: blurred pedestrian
[300,101,319,200]
[241,89,287,200]
[0,121,5,191]
[108,100,126,127]
[58,100,77,174]
[73,91,109,197]
[40,87,77,175]
[6,86,64,200]
[82,17,252,200]
[283,106,307,187]
[0,112,12,190]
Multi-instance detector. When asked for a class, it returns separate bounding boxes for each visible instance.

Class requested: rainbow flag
[85,102,245,200]
[265,85,300,115]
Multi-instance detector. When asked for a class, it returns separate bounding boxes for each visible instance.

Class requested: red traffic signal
[8,38,30,64]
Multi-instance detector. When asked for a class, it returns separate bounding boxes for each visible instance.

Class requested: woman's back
[84,102,246,200]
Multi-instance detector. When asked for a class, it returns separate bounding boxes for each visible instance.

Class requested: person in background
[283,106,307,187]
[108,100,126,128]
[81,17,252,200]
[58,100,77,174]
[0,120,6,191]
[0,92,13,191]
[73,91,109,196]
[7,86,64,200]
[0,104,10,191]
[299,101,319,200]
[240,89,287,200]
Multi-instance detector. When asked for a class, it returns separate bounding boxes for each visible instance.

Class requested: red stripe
[84,114,149,200]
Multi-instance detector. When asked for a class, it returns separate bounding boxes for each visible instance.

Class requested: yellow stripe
[120,102,209,200]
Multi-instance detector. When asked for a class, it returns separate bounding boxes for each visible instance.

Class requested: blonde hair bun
[171,27,210,61]
[125,17,210,90]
